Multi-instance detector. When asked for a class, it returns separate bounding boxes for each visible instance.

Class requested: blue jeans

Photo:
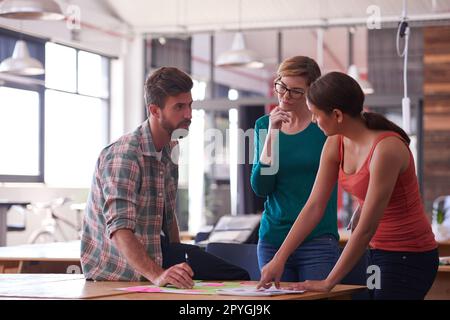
[257,235,340,282]
[367,248,439,300]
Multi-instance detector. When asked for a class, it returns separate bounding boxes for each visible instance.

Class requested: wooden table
[426,265,450,300]
[96,285,364,300]
[0,274,365,300]
[0,241,81,273]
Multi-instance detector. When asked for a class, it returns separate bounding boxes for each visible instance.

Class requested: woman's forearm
[326,225,376,288]
[259,128,278,165]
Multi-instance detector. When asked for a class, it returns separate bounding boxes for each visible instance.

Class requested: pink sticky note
[200,283,225,287]
[183,289,208,294]
[125,286,163,293]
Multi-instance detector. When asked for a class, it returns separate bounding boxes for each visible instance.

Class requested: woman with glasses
[251,56,340,283]
[257,72,438,299]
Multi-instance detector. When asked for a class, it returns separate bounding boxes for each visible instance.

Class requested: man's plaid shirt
[81,120,180,281]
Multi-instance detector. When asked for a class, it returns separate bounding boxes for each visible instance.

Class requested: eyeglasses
[274,82,305,99]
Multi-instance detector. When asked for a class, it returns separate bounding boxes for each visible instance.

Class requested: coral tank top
[338,132,436,252]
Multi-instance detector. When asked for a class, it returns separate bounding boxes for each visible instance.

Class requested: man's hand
[152,262,194,289]
[111,229,193,287]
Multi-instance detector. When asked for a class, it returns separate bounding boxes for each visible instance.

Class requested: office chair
[205,242,261,280]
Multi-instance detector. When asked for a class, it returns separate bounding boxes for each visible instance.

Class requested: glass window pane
[0,87,40,176]
[45,42,77,92]
[45,90,108,187]
[78,51,109,98]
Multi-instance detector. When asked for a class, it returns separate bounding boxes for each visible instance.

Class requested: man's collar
[139,120,177,162]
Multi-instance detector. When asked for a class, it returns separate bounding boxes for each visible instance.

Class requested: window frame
[0,27,46,183]
[0,29,112,184]
[0,80,45,183]
[43,42,111,186]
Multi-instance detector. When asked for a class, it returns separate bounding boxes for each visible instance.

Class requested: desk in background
[0,201,30,247]
[0,240,81,273]
[426,265,450,300]
[0,274,365,300]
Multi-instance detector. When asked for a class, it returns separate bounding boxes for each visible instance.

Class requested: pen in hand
[183,252,195,288]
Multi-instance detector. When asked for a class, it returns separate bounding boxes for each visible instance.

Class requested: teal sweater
[251,115,338,247]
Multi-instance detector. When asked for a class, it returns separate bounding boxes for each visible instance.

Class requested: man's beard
[161,117,191,139]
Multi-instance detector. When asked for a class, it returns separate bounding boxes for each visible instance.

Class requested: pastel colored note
[196,282,225,287]
[125,286,163,293]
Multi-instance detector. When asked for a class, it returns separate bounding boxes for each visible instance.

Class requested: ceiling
[105,0,450,34]
[101,0,450,87]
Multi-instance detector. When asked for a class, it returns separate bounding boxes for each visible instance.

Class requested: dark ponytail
[308,72,410,145]
[362,112,410,145]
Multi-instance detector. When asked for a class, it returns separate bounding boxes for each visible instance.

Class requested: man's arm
[168,218,181,243]
[112,229,193,288]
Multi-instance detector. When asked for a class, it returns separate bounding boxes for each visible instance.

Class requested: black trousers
[367,248,439,300]
[341,248,439,300]
[161,237,250,281]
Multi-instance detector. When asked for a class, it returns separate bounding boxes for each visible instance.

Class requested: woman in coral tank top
[257,72,439,299]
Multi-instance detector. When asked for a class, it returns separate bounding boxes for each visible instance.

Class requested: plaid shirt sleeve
[163,141,180,242]
[100,153,141,239]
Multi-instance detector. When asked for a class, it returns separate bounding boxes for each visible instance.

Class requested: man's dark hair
[144,67,193,109]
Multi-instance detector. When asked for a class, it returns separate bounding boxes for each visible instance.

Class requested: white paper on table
[216,286,305,296]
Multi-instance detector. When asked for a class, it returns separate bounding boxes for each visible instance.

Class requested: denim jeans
[257,235,340,282]
[367,248,439,300]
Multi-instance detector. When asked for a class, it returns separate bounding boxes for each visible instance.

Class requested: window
[44,43,110,187]
[78,51,109,98]
[0,87,41,180]
[0,30,45,182]
[0,31,111,185]
[45,91,108,186]
[45,43,77,92]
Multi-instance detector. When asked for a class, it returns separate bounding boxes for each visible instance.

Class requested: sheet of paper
[116,281,250,295]
[216,287,305,297]
[117,281,305,296]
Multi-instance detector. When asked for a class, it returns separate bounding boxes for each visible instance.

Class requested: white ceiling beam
[132,13,450,35]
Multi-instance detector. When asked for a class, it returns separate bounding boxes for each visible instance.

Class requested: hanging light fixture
[216,0,264,69]
[0,40,44,76]
[0,0,65,20]
[216,32,264,68]
[347,64,374,95]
